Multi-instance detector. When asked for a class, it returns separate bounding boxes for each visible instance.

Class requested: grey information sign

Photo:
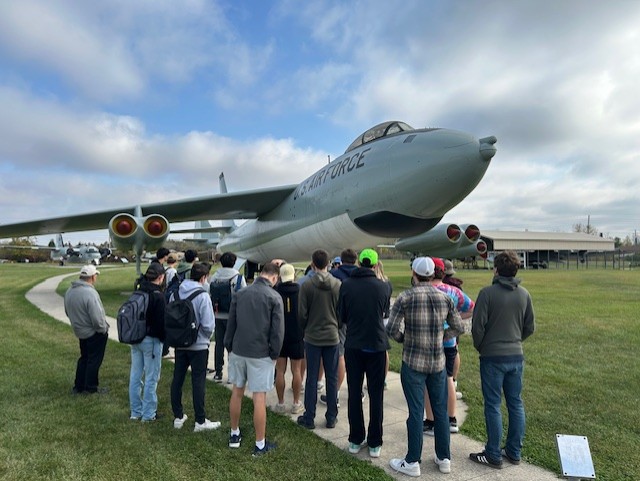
[556,434,596,479]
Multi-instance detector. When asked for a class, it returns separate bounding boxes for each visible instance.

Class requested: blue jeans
[480,359,526,462]
[129,336,163,420]
[302,342,339,423]
[400,362,450,463]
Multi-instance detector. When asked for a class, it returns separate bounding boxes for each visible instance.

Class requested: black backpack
[165,270,187,303]
[164,289,206,348]
[117,290,149,344]
[210,274,243,314]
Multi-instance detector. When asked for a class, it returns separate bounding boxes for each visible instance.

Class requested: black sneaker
[213,373,223,383]
[252,440,277,457]
[422,419,434,436]
[85,386,109,395]
[469,451,503,469]
[501,448,521,465]
[296,415,315,430]
[229,431,242,448]
[319,394,340,408]
[449,416,459,433]
[326,417,337,429]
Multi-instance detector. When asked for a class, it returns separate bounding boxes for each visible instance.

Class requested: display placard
[556,434,596,479]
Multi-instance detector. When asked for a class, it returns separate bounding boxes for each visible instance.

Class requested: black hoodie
[338,267,391,352]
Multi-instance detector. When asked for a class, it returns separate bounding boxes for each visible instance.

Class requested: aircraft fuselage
[218,127,494,262]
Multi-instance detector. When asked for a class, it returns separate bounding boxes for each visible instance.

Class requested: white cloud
[1,0,640,243]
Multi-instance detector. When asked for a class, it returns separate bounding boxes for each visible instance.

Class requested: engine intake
[109,213,169,252]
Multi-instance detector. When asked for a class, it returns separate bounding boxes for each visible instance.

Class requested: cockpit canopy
[345,121,414,153]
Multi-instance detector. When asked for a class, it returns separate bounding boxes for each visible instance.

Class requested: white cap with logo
[80,265,100,277]
[411,257,435,277]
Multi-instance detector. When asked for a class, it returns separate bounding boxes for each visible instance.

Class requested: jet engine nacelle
[458,224,480,247]
[394,223,462,253]
[108,213,169,253]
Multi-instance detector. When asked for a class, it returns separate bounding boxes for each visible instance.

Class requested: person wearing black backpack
[129,262,166,422]
[209,252,246,382]
[170,262,221,432]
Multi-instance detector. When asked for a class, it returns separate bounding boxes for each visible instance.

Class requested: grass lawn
[0,264,391,481]
[2,262,639,480]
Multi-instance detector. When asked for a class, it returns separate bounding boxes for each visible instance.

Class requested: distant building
[480,231,617,269]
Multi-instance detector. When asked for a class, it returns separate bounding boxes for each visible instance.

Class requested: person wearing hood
[338,248,391,458]
[64,265,109,395]
[297,249,341,430]
[129,262,166,422]
[170,262,221,433]
[318,248,359,405]
[209,251,247,382]
[470,250,535,470]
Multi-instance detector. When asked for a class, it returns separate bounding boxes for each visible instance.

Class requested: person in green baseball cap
[338,247,391,458]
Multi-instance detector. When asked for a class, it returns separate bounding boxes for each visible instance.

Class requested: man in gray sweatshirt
[297,249,342,430]
[470,250,535,469]
[170,262,221,433]
[64,264,109,395]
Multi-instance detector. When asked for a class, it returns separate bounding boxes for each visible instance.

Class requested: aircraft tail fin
[218,172,236,231]
[55,233,64,248]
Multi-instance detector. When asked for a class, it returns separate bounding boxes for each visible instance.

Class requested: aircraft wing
[0,184,297,238]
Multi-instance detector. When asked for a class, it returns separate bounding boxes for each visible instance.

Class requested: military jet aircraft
[1,233,105,265]
[0,120,496,274]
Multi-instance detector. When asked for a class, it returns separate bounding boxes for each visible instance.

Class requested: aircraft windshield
[345,121,414,153]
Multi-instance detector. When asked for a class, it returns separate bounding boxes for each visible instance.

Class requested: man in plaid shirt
[387,257,465,477]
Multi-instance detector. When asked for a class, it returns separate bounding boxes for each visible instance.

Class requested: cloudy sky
[1,0,639,246]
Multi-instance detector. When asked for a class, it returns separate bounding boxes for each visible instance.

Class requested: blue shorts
[228,352,275,392]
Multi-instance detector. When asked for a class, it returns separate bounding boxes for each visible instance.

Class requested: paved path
[27,273,560,480]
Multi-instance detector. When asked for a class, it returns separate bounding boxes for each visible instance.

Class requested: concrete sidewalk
[27,273,560,480]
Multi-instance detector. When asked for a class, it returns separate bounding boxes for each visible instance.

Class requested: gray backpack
[117,290,149,344]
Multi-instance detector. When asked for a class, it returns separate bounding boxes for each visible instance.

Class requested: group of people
[63,246,535,470]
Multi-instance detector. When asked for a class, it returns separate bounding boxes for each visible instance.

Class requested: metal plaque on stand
[556,434,596,479]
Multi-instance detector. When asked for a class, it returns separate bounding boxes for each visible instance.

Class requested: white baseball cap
[80,265,100,276]
[411,257,435,277]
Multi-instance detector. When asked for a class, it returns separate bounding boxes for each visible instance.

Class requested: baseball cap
[358,248,378,267]
[333,256,341,264]
[80,265,100,276]
[432,257,445,272]
[444,259,456,275]
[280,263,295,283]
[411,257,435,277]
[145,262,165,280]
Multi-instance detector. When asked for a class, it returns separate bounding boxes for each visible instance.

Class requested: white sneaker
[389,458,421,477]
[348,441,367,454]
[456,391,463,400]
[291,402,304,414]
[317,381,324,392]
[194,419,221,432]
[272,403,287,414]
[173,414,188,429]
[369,446,382,458]
[434,454,451,474]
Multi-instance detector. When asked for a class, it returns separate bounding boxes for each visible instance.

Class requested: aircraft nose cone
[479,135,497,161]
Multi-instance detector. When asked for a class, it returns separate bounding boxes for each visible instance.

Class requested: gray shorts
[228,352,275,393]
[338,325,346,357]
